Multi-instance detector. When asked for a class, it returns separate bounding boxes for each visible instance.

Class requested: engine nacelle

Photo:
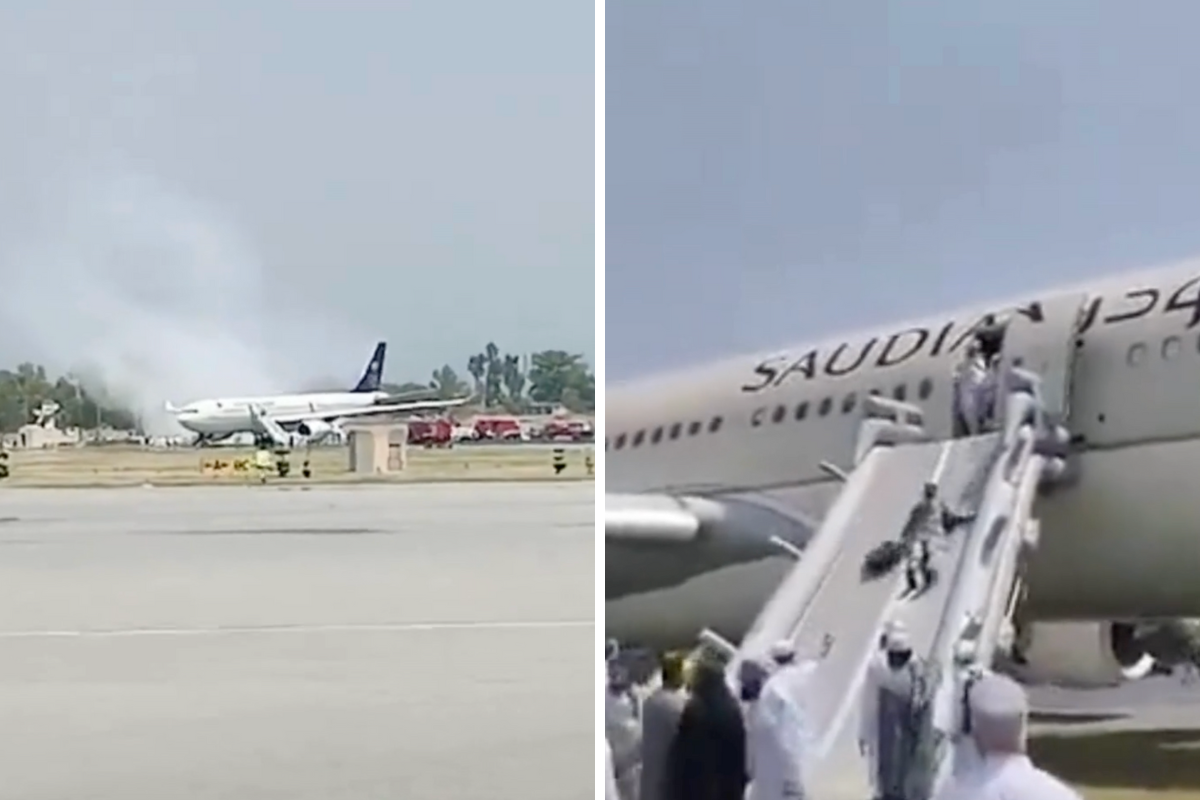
[1012,621,1158,688]
[295,419,334,443]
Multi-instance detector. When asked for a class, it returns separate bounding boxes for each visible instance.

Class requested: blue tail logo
[352,342,387,393]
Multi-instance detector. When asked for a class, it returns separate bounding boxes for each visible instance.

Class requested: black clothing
[974,318,1006,364]
[667,667,748,800]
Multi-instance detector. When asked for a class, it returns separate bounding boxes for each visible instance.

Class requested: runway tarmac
[1030,675,1200,733]
[0,483,595,800]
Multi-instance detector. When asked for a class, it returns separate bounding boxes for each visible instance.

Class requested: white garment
[933,753,1082,800]
[604,739,622,800]
[746,661,814,800]
[605,690,642,800]
[955,353,989,433]
[857,653,889,793]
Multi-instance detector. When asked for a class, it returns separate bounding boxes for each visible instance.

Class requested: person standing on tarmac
[860,620,907,796]
[667,657,748,800]
[738,659,772,799]
[934,673,1081,800]
[639,652,688,800]
[606,654,643,800]
[861,629,941,800]
[605,738,622,800]
[744,640,816,800]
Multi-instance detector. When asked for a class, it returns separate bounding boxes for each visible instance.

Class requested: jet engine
[1010,620,1200,687]
[295,419,335,443]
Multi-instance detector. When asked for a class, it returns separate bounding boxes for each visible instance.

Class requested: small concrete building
[343,420,409,474]
[16,423,81,450]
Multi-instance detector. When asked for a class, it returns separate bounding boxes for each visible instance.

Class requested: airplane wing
[265,397,470,426]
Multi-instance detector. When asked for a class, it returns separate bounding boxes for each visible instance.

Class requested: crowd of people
[603,627,1083,800]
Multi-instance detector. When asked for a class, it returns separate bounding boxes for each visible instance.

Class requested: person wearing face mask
[860,629,940,800]
[934,673,1081,800]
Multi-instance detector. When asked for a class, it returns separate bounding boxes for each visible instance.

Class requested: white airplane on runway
[606,255,1200,688]
[166,341,468,447]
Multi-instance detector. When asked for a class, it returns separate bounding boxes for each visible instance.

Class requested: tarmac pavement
[0,484,595,800]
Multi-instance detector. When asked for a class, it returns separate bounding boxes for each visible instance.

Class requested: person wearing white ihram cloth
[933,672,1082,800]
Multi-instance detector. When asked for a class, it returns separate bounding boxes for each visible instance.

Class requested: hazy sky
[608,1,1200,379]
[0,1,592,429]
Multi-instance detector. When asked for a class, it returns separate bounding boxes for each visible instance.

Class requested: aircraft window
[604,439,610,451]
[614,433,627,450]
[669,422,682,440]
[818,397,833,417]
[1127,343,1147,367]
[794,401,809,421]
[842,392,857,414]
[751,409,765,427]
[868,388,881,396]
[772,404,786,424]
[709,415,724,433]
[688,421,702,436]
[918,378,933,400]
[1162,336,1182,361]
[651,426,664,444]
[632,430,646,447]
[893,384,907,402]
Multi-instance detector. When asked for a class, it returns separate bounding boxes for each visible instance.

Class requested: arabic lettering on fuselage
[742,275,1200,393]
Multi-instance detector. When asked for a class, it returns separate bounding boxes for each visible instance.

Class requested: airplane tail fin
[352,341,387,393]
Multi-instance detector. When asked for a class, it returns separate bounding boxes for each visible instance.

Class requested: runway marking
[0,620,594,639]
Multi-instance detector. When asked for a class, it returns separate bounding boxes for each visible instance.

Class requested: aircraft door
[997,292,1089,425]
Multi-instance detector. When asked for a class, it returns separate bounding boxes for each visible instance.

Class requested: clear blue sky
[608,1,1200,379]
[0,0,592,429]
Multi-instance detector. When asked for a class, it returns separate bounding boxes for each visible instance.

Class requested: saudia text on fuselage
[741,274,1200,393]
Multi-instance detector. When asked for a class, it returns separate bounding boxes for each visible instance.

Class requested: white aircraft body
[167,342,466,446]
[606,256,1200,687]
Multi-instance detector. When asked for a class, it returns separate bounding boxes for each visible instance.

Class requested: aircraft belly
[605,556,794,649]
[1029,439,1200,618]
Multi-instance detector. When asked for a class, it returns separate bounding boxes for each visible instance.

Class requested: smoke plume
[0,172,307,435]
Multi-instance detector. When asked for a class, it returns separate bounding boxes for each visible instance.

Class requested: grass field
[1,444,596,487]
[1033,729,1200,800]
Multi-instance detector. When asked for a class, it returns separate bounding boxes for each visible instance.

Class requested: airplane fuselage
[173,391,386,436]
[606,258,1200,649]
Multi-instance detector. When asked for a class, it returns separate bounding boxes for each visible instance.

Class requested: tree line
[387,344,595,414]
[0,345,594,433]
